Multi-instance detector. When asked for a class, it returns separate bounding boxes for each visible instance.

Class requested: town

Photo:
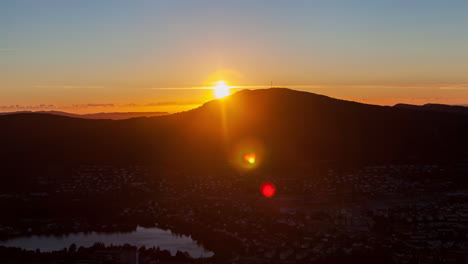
[0,162,466,263]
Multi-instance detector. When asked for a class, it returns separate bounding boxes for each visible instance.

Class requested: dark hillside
[1,88,467,186]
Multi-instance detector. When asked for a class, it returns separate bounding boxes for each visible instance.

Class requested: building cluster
[57,165,152,195]
[0,164,466,263]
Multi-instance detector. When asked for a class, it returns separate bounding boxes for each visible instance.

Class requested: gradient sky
[1,0,467,113]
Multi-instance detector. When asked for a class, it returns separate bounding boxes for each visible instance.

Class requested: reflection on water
[0,226,213,258]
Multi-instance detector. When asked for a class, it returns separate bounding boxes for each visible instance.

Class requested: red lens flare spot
[243,153,256,164]
[261,183,276,198]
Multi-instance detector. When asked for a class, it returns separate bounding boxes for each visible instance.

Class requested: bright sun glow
[213,80,231,99]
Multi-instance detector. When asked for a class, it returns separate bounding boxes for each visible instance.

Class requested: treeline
[0,243,215,264]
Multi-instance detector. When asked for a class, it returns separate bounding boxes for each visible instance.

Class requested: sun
[213,80,231,99]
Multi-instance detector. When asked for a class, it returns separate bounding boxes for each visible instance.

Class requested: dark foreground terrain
[0,89,467,263]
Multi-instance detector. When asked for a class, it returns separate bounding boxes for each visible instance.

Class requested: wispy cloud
[145,101,202,106]
[144,83,468,91]
[281,84,468,90]
[145,87,209,90]
[438,84,468,90]
[0,101,202,113]
[32,85,104,89]
[85,103,114,107]
[0,104,57,111]
[145,85,272,91]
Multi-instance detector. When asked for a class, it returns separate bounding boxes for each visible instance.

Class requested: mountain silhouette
[0,111,168,120]
[394,103,468,115]
[1,88,468,185]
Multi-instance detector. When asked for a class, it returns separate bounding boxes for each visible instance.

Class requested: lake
[0,226,213,258]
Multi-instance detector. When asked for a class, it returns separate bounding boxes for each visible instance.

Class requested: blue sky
[1,0,467,112]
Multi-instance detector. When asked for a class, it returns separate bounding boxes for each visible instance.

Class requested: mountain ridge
[1,88,467,182]
[394,103,468,115]
[0,110,168,120]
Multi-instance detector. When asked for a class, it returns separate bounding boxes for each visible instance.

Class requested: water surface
[0,226,213,258]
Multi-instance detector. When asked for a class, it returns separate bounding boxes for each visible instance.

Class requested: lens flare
[243,153,256,164]
[261,183,276,198]
[231,138,265,172]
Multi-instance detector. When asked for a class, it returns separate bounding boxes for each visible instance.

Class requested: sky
[1,0,467,113]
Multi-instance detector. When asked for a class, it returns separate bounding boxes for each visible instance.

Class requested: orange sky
[1,83,467,114]
[1,1,467,113]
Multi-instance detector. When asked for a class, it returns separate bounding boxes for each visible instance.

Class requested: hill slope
[394,103,468,115]
[1,88,467,182]
[0,111,168,120]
